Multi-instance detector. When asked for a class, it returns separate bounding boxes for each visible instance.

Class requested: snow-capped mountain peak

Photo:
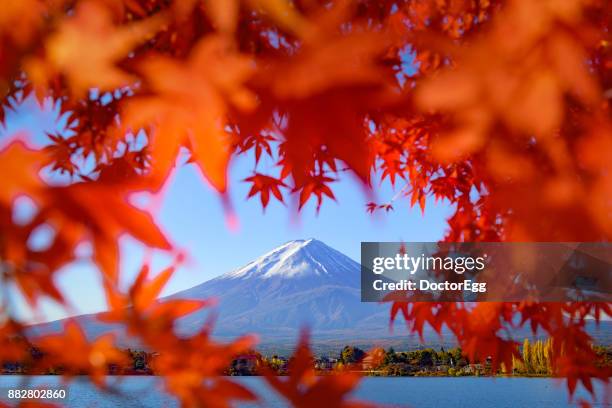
[222,239,358,280]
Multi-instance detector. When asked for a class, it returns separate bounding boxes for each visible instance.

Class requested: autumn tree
[340,346,366,365]
[0,0,611,407]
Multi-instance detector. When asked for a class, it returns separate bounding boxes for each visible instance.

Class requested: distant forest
[3,339,611,378]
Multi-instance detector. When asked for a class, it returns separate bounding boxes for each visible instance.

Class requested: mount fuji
[28,239,612,351]
[29,239,392,349]
[168,239,386,338]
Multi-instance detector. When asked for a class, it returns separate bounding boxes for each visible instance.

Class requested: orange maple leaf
[0,140,45,205]
[99,264,212,340]
[264,330,375,408]
[29,0,166,97]
[40,183,172,284]
[123,35,256,192]
[38,321,127,386]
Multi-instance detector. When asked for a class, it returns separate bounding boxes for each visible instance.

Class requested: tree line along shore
[2,339,611,377]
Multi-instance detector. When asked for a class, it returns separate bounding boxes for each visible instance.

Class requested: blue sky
[1,96,453,323]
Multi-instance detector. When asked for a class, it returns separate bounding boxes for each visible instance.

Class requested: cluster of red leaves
[0,0,611,407]
[0,139,170,295]
[99,264,261,407]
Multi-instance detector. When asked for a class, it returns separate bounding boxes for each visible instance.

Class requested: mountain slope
[28,239,612,352]
[168,239,386,336]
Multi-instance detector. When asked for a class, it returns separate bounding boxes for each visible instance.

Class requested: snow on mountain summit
[221,238,359,281]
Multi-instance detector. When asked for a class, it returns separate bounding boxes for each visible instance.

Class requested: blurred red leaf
[264,330,375,408]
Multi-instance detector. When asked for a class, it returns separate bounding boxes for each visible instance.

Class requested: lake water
[0,376,609,407]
